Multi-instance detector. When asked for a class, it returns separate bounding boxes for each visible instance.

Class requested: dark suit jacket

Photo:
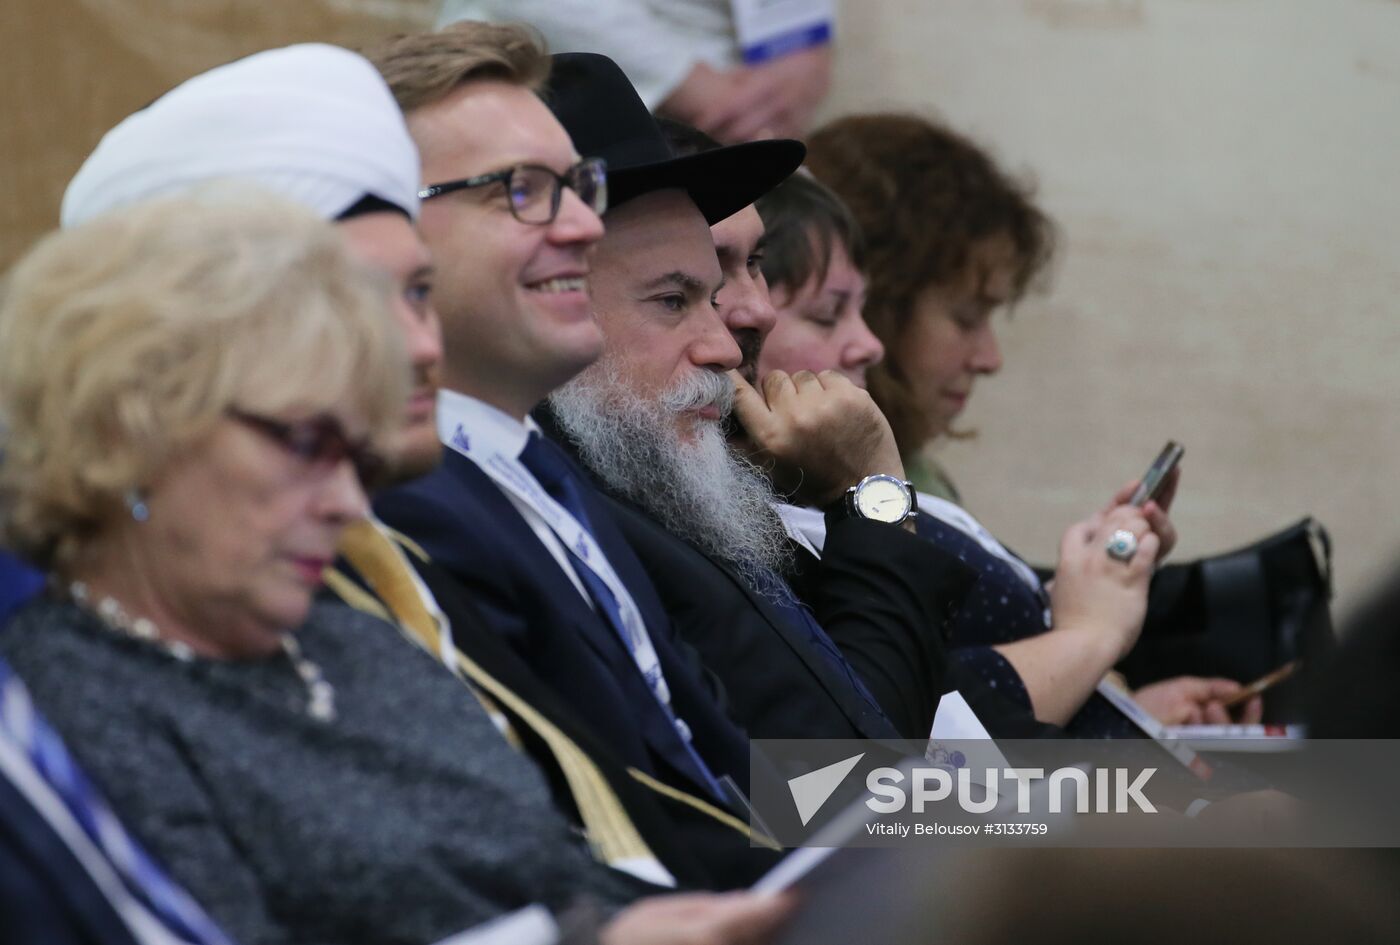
[375,449,752,807]
[328,544,781,889]
[601,495,938,740]
[0,550,44,626]
[530,394,1062,742]
[530,407,983,741]
[605,497,1062,741]
[0,771,141,945]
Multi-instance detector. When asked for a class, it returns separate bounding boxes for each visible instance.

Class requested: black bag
[1116,518,1334,723]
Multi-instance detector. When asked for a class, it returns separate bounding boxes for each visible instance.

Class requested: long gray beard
[549,364,794,589]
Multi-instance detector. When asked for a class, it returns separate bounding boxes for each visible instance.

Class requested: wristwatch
[829,473,918,525]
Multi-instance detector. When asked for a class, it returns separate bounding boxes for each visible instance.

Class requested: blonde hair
[363,21,550,113]
[0,191,408,572]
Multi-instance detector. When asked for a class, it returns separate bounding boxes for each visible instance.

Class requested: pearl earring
[124,489,150,523]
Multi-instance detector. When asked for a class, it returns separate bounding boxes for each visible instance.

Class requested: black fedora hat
[544,52,805,224]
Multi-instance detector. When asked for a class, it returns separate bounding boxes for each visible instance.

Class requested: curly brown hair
[804,113,1056,456]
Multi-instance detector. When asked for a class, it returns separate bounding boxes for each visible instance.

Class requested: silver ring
[1105,528,1139,563]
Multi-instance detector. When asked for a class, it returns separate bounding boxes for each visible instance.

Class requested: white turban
[61,43,420,227]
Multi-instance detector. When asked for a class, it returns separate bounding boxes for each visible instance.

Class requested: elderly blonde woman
[0,196,798,945]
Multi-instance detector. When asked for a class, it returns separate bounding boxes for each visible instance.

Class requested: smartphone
[1128,441,1184,507]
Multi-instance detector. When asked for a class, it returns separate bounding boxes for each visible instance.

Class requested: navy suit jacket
[327,543,781,890]
[0,768,141,945]
[0,551,44,626]
[598,495,909,741]
[375,449,752,804]
[526,407,973,742]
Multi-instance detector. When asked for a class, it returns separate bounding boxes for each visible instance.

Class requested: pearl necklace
[68,581,337,722]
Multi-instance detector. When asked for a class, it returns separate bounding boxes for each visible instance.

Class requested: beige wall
[0,0,435,270]
[822,0,1400,614]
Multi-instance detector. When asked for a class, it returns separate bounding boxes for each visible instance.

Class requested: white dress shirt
[436,390,596,608]
[438,0,739,108]
[435,389,691,746]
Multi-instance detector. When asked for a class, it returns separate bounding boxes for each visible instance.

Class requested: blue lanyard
[0,657,236,945]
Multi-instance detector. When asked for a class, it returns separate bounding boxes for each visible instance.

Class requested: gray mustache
[661,370,734,416]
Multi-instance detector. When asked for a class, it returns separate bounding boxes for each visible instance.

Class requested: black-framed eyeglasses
[418,157,608,224]
[229,410,387,489]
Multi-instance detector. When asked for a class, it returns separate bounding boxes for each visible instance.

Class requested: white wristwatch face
[853,475,912,523]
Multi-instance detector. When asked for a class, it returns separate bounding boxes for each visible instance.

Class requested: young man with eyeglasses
[366,22,793,867]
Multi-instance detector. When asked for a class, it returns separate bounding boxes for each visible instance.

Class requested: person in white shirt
[438,0,835,142]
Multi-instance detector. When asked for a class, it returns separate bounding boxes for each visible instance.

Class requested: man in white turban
[62,43,421,226]
[2,44,442,624]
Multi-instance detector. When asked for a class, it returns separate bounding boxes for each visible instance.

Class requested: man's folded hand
[729,368,906,508]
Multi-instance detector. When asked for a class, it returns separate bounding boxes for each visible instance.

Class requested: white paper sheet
[927,690,1012,774]
[429,905,559,945]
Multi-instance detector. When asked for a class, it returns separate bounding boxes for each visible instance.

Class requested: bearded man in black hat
[532,52,982,746]
[541,57,1072,745]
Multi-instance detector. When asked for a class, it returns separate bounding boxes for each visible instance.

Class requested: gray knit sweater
[0,597,652,945]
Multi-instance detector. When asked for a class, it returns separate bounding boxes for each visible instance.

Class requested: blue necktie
[752,569,892,723]
[0,657,235,945]
[517,433,728,802]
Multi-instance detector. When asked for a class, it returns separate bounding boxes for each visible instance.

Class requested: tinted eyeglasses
[228,410,387,489]
[418,157,607,225]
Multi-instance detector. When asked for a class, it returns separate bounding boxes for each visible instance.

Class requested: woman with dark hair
[804,113,1054,504]
[755,161,1261,734]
